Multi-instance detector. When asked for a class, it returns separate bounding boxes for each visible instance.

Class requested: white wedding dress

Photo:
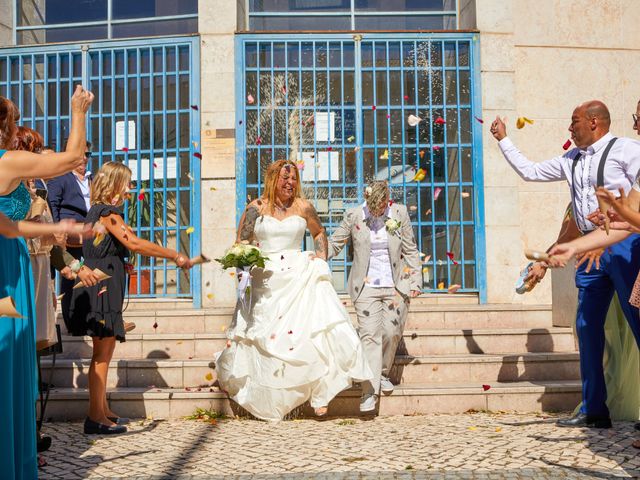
[216,214,372,421]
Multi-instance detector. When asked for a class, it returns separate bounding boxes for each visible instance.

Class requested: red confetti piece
[185,387,192,391]
[282,86,287,94]
[356,224,360,230]
[194,152,202,159]
[446,251,459,265]
[153,162,158,168]
[247,94,255,104]
[256,136,262,145]
[121,147,129,152]
[327,146,332,151]
[433,146,440,151]
[403,95,409,100]
[288,330,293,334]
[434,117,446,125]
[389,200,394,206]
[386,114,391,119]
[137,192,145,201]
[482,384,491,391]
[563,139,572,150]
[190,105,198,110]
[474,116,484,124]
[153,322,158,330]
[372,105,376,110]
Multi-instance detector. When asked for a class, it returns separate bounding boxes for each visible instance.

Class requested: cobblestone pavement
[39,412,640,479]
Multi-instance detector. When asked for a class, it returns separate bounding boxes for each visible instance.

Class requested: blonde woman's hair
[261,159,303,213]
[364,180,390,210]
[91,161,132,206]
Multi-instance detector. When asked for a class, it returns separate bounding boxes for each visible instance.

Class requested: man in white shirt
[328,181,422,414]
[491,101,640,428]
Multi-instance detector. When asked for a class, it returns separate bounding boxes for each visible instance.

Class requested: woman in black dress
[69,161,192,434]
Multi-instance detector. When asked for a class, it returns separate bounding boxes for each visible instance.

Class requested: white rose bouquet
[385,218,402,235]
[216,243,269,310]
[215,243,269,270]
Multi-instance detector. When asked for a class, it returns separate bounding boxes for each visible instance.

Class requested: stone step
[56,327,575,360]
[60,304,553,335]
[40,381,582,420]
[40,352,581,389]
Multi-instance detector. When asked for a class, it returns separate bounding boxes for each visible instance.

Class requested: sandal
[314,406,328,417]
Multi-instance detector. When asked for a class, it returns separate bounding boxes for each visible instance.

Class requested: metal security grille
[235,33,486,300]
[0,36,202,305]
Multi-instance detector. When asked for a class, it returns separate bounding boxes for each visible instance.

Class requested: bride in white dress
[216,159,372,421]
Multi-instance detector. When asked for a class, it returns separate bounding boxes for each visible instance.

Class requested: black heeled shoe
[108,416,130,425]
[84,417,127,435]
[37,435,52,453]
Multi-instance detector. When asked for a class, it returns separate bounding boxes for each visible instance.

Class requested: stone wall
[477,0,640,304]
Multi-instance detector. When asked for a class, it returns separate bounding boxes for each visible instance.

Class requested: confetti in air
[446,252,458,265]
[247,94,255,104]
[461,192,470,198]
[407,114,422,127]
[516,117,534,129]
[205,373,214,381]
[121,147,129,152]
[347,135,355,142]
[379,149,389,160]
[563,139,572,150]
[419,150,425,159]
[190,105,198,110]
[98,286,107,296]
[186,226,195,235]
[433,187,443,200]
[437,282,445,290]
[482,384,491,391]
[193,152,202,159]
[434,117,446,125]
[412,168,426,182]
[372,105,376,110]
[474,116,484,124]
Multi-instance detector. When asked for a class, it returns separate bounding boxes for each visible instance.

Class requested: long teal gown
[0,150,38,479]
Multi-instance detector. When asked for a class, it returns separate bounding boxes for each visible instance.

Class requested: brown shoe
[632,439,640,449]
[124,322,136,333]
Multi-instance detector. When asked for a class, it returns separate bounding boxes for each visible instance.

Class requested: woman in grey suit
[328,181,422,413]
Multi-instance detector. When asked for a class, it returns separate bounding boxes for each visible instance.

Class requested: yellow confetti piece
[210,187,217,191]
[379,149,389,160]
[98,319,106,325]
[437,282,445,290]
[220,325,227,332]
[516,117,534,129]
[207,293,214,300]
[412,168,426,182]
[347,135,355,142]
[205,372,214,381]
[229,271,235,277]
[468,426,477,431]
[495,427,502,432]
[186,226,195,235]
[93,233,105,247]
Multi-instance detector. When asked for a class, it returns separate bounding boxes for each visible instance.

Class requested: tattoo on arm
[239,206,260,242]
[314,232,328,260]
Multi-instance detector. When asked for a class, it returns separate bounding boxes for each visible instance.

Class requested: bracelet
[69,259,84,273]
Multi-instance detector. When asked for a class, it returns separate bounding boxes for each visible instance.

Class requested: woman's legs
[88,336,116,425]
[101,339,118,418]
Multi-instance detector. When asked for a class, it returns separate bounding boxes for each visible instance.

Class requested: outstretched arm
[0,213,89,239]
[303,201,328,260]
[327,211,352,260]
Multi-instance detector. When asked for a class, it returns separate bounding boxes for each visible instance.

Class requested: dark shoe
[83,417,127,435]
[557,413,611,429]
[37,435,51,453]
[635,422,640,431]
[108,416,130,425]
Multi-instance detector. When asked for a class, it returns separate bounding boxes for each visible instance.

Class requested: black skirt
[67,254,127,342]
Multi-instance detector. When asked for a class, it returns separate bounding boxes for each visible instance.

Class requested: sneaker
[360,393,378,413]
[380,377,394,394]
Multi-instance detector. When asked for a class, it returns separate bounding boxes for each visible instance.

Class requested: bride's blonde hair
[261,159,303,213]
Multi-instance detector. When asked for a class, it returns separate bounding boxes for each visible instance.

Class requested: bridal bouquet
[215,243,268,270]
[216,243,269,310]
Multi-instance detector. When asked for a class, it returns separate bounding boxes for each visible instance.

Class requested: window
[247,0,458,31]
[15,0,198,45]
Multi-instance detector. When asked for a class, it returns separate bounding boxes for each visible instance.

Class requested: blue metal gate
[235,33,486,301]
[0,36,202,305]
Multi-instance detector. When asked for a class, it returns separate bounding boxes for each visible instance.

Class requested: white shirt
[74,170,91,212]
[498,133,640,232]
[362,205,395,288]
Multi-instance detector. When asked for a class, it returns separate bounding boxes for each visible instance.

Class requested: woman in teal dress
[0,86,93,479]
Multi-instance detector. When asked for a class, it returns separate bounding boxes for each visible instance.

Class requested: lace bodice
[254,215,307,253]
[0,151,32,220]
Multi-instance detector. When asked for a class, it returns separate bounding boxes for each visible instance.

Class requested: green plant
[185,407,226,424]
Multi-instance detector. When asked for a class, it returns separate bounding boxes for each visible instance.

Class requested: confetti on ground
[482,384,491,391]
[516,117,534,129]
[190,105,198,110]
[434,187,443,200]
[247,94,254,104]
[563,139,572,150]
[447,284,461,294]
[495,427,502,432]
[407,114,422,127]
[379,149,389,160]
[434,117,446,125]
[229,271,235,277]
[193,152,202,159]
[474,116,484,124]
[468,427,477,431]
[186,226,195,234]
[205,373,213,381]
[210,187,217,191]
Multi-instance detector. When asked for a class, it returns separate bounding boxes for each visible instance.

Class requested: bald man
[490,101,640,428]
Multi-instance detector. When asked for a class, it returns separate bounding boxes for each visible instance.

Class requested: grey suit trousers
[353,285,409,395]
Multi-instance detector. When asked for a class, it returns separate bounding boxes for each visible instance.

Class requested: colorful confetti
[425,208,432,216]
[190,105,198,110]
[137,190,145,201]
[516,117,534,129]
[474,116,484,124]
[98,286,107,296]
[437,282,445,290]
[386,113,391,119]
[247,94,255,104]
[419,150,425,159]
[409,205,417,212]
[194,152,202,159]
[433,146,441,151]
[93,233,105,247]
[563,139,572,150]
[121,147,129,153]
[372,105,376,110]
[446,251,458,265]
[461,191,470,198]
[434,117,446,125]
[379,149,389,160]
[482,384,491,391]
[403,95,409,100]
[256,136,262,145]
[347,135,355,142]
[205,373,213,381]
[434,187,443,200]
[207,293,214,300]
[186,226,195,234]
[412,168,427,182]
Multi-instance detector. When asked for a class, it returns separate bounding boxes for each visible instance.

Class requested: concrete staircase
[41,296,582,420]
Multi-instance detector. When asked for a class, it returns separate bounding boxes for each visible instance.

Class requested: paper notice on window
[128,157,177,182]
[115,121,136,150]
[314,112,335,143]
[301,151,339,182]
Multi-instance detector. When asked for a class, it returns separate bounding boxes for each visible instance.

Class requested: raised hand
[71,85,94,114]
[490,116,507,141]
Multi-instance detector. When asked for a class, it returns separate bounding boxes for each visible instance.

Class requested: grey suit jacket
[328,203,422,301]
